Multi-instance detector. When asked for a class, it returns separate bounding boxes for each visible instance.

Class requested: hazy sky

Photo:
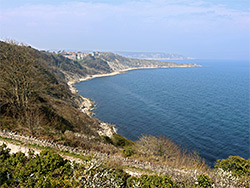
[0,0,249,60]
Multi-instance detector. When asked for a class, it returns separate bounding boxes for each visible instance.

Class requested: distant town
[61,51,100,60]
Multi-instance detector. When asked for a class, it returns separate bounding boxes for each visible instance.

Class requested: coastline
[68,64,201,93]
[67,64,201,137]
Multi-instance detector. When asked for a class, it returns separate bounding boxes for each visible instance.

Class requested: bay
[76,60,249,166]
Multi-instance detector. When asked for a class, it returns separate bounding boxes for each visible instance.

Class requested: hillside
[0,41,109,147]
[79,52,197,71]
[97,52,191,71]
[65,51,199,82]
[0,41,248,187]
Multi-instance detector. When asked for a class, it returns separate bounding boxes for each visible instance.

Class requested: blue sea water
[76,60,249,166]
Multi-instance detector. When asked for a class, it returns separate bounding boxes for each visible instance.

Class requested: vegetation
[134,135,208,170]
[0,144,127,187]
[215,156,250,177]
[0,143,179,187]
[111,134,135,147]
[122,146,135,157]
[0,41,102,145]
[78,55,113,73]
[127,175,177,188]
[196,174,212,188]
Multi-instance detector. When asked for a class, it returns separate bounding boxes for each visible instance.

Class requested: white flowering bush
[72,158,129,187]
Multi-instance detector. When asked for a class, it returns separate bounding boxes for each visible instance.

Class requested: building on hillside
[62,52,90,60]
[91,51,100,57]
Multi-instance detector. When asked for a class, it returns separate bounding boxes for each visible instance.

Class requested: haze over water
[76,60,249,166]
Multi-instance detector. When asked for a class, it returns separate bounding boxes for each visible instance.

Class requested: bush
[122,146,135,157]
[103,136,113,144]
[197,174,212,188]
[0,144,129,187]
[215,156,250,177]
[111,134,134,147]
[0,143,10,161]
[127,174,177,188]
[136,135,208,170]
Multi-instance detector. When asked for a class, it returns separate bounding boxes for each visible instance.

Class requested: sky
[0,0,249,60]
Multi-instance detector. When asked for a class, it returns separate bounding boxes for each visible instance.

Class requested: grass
[0,136,24,144]
[28,143,53,150]
[61,150,91,161]
[111,134,135,147]
[0,135,92,163]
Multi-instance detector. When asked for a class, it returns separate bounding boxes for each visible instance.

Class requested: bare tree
[0,40,45,135]
[136,135,180,158]
[27,107,45,135]
[0,40,38,116]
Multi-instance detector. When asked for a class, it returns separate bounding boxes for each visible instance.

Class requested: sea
[75,60,249,166]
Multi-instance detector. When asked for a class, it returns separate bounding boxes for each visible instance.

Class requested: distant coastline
[115,51,195,61]
[68,64,201,92]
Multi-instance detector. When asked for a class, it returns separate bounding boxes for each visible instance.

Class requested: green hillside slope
[0,41,103,142]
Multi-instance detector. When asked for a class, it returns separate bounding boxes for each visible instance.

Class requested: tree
[136,135,180,157]
[0,41,44,134]
[0,40,38,115]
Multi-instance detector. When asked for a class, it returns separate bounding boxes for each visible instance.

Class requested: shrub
[111,134,134,147]
[215,156,250,177]
[127,174,177,188]
[197,174,212,188]
[0,143,10,161]
[122,146,135,157]
[63,130,75,140]
[0,144,129,187]
[103,135,113,144]
[137,135,180,157]
[136,135,208,170]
